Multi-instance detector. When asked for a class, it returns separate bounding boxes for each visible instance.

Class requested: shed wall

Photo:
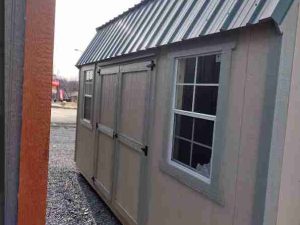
[75,64,96,180]
[276,1,300,224]
[146,24,281,225]
[263,1,300,224]
[75,23,282,225]
[0,0,3,221]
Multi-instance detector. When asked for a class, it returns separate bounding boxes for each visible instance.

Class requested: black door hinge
[96,123,99,129]
[97,68,101,75]
[113,132,118,139]
[146,61,156,71]
[141,146,148,156]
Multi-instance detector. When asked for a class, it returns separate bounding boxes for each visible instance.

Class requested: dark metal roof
[77,0,294,66]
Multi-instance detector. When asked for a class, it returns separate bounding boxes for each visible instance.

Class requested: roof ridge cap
[95,0,154,31]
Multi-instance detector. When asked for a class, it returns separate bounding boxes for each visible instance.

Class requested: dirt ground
[51,107,77,125]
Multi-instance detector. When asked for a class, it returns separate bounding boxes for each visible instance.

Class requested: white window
[170,54,221,181]
[83,70,94,122]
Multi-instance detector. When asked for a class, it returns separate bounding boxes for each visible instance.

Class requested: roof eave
[271,0,295,25]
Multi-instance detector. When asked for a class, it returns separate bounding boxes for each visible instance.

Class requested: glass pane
[85,83,93,96]
[191,144,212,178]
[84,96,92,121]
[194,86,218,115]
[85,70,93,81]
[174,114,193,140]
[172,138,191,166]
[197,55,220,84]
[194,118,214,147]
[175,85,193,111]
[177,58,196,83]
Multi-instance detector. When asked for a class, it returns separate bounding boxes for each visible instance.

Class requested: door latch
[141,146,148,156]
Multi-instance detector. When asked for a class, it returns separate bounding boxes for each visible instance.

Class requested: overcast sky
[53,0,141,80]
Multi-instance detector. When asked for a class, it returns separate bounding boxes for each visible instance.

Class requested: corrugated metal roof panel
[77,0,294,66]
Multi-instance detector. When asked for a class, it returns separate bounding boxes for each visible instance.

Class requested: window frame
[170,54,220,183]
[160,42,235,204]
[80,66,95,129]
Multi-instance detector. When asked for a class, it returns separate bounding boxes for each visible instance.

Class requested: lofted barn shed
[75,0,300,225]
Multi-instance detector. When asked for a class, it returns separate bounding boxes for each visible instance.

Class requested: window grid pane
[191,58,197,112]
[194,86,219,115]
[84,96,92,121]
[177,57,196,84]
[197,55,220,84]
[175,85,194,111]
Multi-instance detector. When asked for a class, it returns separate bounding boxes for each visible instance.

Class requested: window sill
[159,160,224,206]
[80,119,93,131]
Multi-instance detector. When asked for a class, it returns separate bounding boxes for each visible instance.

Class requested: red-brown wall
[17,0,55,224]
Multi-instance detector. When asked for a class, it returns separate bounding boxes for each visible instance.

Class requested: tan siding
[147,24,279,225]
[75,65,96,180]
[233,25,275,225]
[210,29,250,225]
[76,126,95,178]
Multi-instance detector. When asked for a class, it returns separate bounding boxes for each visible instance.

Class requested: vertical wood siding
[0,0,4,222]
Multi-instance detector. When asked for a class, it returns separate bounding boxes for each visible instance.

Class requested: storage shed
[75,0,300,225]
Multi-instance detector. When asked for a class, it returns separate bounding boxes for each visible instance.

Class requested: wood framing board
[17,0,55,224]
[0,0,4,222]
[4,0,26,224]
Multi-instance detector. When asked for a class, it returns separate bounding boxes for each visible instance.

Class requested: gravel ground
[46,126,121,225]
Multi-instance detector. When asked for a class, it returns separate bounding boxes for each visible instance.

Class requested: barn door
[112,61,154,225]
[94,65,119,200]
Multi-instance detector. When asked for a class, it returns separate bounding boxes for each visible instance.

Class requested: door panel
[119,71,148,143]
[113,62,151,225]
[115,143,141,223]
[95,133,114,197]
[100,74,117,128]
[95,67,119,200]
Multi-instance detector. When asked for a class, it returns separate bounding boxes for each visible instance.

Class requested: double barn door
[93,61,154,225]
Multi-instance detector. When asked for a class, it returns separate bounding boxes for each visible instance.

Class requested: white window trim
[168,54,219,184]
[160,41,235,204]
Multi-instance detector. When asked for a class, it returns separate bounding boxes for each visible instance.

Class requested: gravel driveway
[46,126,121,225]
